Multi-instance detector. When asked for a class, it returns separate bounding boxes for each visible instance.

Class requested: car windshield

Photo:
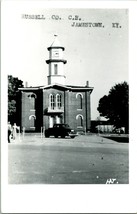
[54,124,70,128]
[60,124,69,128]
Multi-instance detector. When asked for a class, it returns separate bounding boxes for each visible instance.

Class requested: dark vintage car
[44,124,77,138]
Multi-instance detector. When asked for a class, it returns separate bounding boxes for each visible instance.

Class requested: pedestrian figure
[8,122,12,143]
[13,123,19,140]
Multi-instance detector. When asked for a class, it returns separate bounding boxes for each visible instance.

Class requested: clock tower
[46,35,67,85]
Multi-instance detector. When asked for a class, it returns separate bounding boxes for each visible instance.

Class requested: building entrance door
[49,116,54,128]
[49,115,62,127]
[56,116,61,124]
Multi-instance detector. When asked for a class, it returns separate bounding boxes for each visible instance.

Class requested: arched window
[28,93,37,99]
[49,94,55,109]
[29,115,36,129]
[76,114,83,127]
[29,115,36,120]
[56,94,62,109]
[31,93,37,99]
[76,93,83,109]
[28,93,36,109]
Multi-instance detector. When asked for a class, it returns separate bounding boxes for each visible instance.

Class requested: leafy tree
[8,75,24,124]
[97,82,129,133]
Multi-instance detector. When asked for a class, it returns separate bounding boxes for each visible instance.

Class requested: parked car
[44,124,77,138]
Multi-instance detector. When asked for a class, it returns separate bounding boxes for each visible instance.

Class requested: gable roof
[42,83,94,92]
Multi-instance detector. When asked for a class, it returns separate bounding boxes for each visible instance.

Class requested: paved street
[8,134,129,184]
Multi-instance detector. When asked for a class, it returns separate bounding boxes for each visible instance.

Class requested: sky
[2,3,128,120]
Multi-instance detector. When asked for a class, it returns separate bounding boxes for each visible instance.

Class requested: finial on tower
[54,33,58,37]
[47,34,65,51]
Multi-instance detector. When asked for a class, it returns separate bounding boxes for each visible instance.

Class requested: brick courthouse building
[18,35,94,132]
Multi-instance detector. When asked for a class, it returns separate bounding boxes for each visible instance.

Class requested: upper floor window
[76,93,83,109]
[54,64,58,75]
[28,93,37,109]
[49,94,62,109]
[56,94,62,109]
[28,93,37,99]
[31,94,37,99]
[50,94,55,109]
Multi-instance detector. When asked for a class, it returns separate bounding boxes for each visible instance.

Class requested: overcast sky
[3,4,128,120]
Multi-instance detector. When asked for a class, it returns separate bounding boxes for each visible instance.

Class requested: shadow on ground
[101,135,129,143]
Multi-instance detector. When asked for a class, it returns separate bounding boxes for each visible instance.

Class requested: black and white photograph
[1,1,137,213]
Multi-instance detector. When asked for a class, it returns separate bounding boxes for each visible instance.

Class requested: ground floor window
[29,115,36,129]
[76,114,83,127]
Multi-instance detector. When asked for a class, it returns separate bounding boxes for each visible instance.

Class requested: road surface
[8,134,129,184]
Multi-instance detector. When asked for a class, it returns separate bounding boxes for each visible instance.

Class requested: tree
[97,82,129,133]
[8,75,24,124]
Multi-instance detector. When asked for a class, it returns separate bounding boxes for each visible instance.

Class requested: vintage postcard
[1,0,137,213]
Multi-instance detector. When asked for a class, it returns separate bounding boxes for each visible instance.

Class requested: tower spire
[46,35,67,85]
[50,34,62,49]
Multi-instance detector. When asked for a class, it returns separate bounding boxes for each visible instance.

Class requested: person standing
[8,122,12,143]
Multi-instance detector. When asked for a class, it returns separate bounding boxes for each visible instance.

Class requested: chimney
[25,81,28,87]
[86,81,89,87]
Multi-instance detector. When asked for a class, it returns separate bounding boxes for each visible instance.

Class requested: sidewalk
[10,133,128,150]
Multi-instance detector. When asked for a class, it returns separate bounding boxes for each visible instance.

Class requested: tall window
[76,93,83,109]
[29,115,36,129]
[56,94,62,109]
[76,114,83,127]
[50,94,55,109]
[54,64,58,75]
[28,93,37,109]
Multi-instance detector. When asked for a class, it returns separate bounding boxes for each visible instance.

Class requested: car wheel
[61,135,65,138]
[71,136,75,139]
[45,133,49,138]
